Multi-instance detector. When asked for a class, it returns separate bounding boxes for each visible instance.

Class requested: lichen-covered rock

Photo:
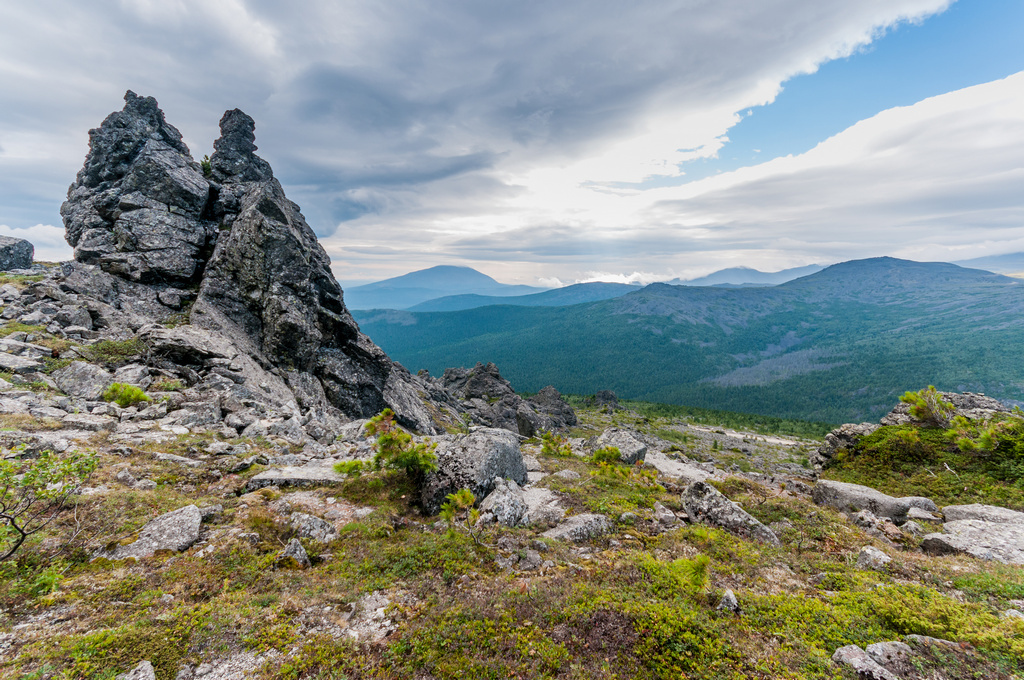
[856,545,891,571]
[442,363,575,436]
[831,645,898,680]
[943,504,1024,524]
[921,518,1024,564]
[421,428,526,514]
[812,479,910,524]
[102,505,202,560]
[0,236,34,271]
[682,481,779,545]
[478,477,528,527]
[290,512,338,543]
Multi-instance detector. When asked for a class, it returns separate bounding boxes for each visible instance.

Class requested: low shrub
[102,382,151,408]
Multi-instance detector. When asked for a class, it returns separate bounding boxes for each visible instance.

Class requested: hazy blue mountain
[953,252,1024,275]
[668,263,824,287]
[354,257,1024,424]
[407,281,640,312]
[343,265,548,310]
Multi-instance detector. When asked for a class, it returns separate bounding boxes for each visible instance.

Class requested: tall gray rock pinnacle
[61,90,215,283]
[59,91,443,433]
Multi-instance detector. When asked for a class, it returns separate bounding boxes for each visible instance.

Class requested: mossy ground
[1,406,1022,679]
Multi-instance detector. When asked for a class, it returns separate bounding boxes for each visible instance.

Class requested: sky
[0,0,1021,287]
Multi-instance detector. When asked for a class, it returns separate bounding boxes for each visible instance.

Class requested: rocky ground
[1,359,1023,678]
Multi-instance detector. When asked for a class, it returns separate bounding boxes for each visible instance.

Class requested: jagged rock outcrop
[682,481,780,545]
[440,362,577,436]
[58,91,451,436]
[420,428,527,514]
[880,391,1010,426]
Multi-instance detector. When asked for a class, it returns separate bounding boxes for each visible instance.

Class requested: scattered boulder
[811,480,910,524]
[245,460,346,491]
[856,546,891,571]
[522,487,567,525]
[866,641,912,667]
[831,645,898,680]
[682,481,779,545]
[115,660,156,680]
[290,512,338,543]
[943,503,1024,524]
[0,236,34,271]
[717,589,740,613]
[276,538,311,569]
[593,428,647,465]
[811,423,878,468]
[102,505,202,560]
[478,477,528,527]
[899,496,938,512]
[420,428,526,514]
[541,513,611,542]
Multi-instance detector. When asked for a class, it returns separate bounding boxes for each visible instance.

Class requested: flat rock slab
[812,479,910,523]
[245,460,346,491]
[943,503,1024,524]
[103,505,202,560]
[542,513,611,542]
[645,450,712,484]
[0,352,42,374]
[522,486,566,524]
[921,519,1024,564]
[62,413,117,431]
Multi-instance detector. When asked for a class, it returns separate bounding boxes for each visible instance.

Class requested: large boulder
[478,477,529,527]
[420,428,526,514]
[682,481,780,545]
[812,479,910,524]
[0,236,33,270]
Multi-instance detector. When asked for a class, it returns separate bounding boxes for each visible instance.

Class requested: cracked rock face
[59,91,444,433]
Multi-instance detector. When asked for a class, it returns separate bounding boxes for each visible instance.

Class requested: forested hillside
[355,258,1024,423]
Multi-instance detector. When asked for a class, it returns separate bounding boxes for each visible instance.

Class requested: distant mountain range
[354,257,1024,424]
[408,282,640,312]
[953,252,1024,275]
[667,263,825,287]
[343,265,547,310]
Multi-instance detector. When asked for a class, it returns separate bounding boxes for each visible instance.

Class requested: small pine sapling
[364,408,438,486]
[0,447,97,561]
[540,431,572,457]
[900,385,955,428]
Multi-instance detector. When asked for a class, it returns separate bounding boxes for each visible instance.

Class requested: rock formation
[58,91,455,434]
[0,236,34,271]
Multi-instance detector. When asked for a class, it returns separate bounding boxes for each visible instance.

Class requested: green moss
[85,338,147,367]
